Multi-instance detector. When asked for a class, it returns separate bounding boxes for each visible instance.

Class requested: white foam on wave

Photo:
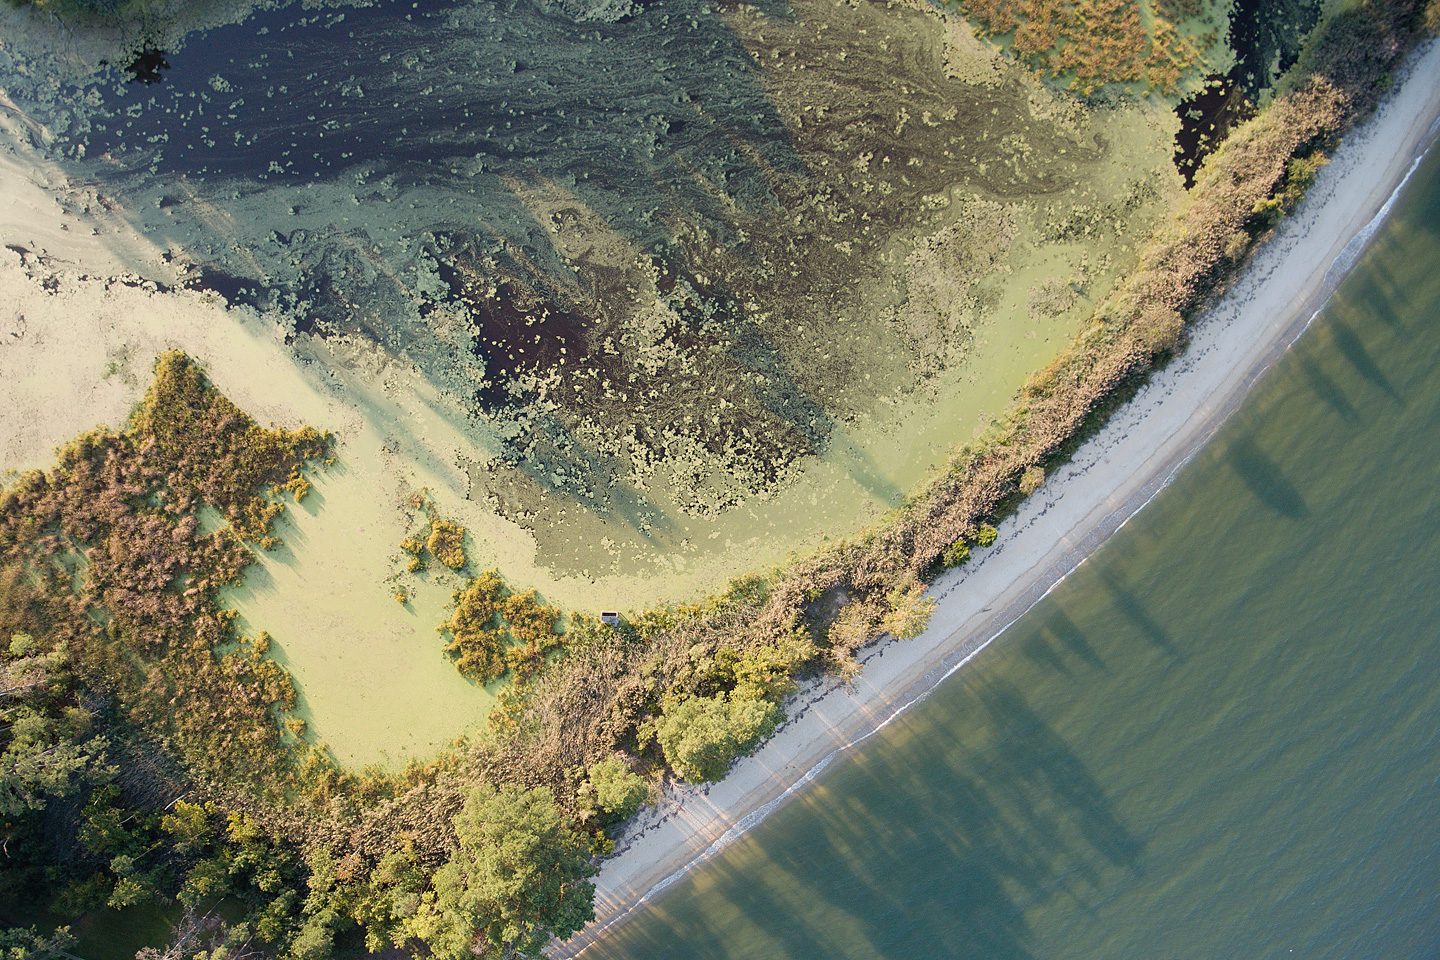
[1324,134,1435,292]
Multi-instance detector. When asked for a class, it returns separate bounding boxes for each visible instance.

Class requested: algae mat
[217,464,495,770]
[0,0,1222,765]
[0,0,1199,607]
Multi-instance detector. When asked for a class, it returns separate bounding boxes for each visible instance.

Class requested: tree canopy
[1,634,108,820]
[406,784,597,959]
[654,690,780,784]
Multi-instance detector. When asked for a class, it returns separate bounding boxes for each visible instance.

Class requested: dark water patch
[1173,73,1255,187]
[1226,0,1321,93]
[185,266,269,309]
[468,280,589,411]
[1174,0,1321,186]
[124,48,170,84]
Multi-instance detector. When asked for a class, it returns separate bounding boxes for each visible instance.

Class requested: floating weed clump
[394,493,469,574]
[400,536,427,573]
[426,518,468,571]
[441,570,563,685]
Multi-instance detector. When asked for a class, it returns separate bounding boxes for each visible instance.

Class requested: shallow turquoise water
[594,146,1440,959]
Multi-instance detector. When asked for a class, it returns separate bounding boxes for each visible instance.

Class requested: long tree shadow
[1095,568,1181,662]
[1325,318,1400,404]
[596,674,1142,960]
[1295,350,1358,423]
[1225,434,1307,519]
[1021,607,1106,677]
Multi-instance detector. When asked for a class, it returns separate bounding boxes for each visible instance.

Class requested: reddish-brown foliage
[959,0,1206,93]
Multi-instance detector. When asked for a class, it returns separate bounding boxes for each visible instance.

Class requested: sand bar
[556,40,1440,957]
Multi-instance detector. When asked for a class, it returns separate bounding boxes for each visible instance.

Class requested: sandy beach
[555,40,1440,957]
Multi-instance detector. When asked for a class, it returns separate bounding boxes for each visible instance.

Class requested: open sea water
[592,144,1440,960]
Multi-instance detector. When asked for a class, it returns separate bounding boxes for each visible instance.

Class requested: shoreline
[555,39,1440,957]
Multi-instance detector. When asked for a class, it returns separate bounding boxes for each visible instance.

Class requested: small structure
[599,611,621,627]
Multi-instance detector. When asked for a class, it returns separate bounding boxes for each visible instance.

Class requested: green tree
[350,843,429,951]
[654,691,780,783]
[1,636,109,820]
[406,784,596,959]
[1018,465,1046,496]
[941,539,971,568]
[0,925,74,960]
[581,757,648,820]
[0,708,102,817]
[882,583,935,641]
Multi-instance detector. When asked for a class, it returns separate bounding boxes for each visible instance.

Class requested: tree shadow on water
[1020,609,1106,677]
[1095,569,1181,663]
[597,675,1142,960]
[1295,351,1358,423]
[1325,319,1400,404]
[1224,434,1307,519]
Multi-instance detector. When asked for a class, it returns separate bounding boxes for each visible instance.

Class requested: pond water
[0,0,1186,611]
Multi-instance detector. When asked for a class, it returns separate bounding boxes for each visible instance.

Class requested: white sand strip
[556,40,1440,957]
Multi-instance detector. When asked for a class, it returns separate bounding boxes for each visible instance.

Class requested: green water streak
[593,146,1440,959]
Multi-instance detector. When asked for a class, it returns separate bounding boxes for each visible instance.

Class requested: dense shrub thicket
[442,571,565,684]
[0,353,347,953]
[0,352,329,802]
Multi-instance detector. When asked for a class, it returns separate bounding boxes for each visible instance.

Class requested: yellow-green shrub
[426,519,467,571]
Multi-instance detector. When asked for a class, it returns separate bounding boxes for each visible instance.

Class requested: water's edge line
[557,50,1440,959]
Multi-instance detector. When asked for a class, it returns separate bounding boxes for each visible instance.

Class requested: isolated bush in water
[405,784,595,960]
[426,518,468,570]
[442,571,563,684]
[441,572,510,680]
[654,691,781,783]
[400,535,427,572]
